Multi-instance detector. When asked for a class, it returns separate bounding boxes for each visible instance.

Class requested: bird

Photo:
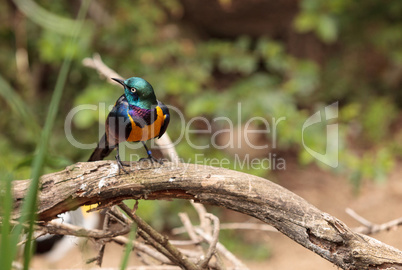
[88,77,170,172]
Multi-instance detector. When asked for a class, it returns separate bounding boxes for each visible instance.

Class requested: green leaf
[317,15,338,43]
[294,13,317,32]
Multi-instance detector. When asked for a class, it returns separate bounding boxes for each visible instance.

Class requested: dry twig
[94,209,111,266]
[42,220,130,239]
[178,212,202,243]
[347,208,402,235]
[189,203,249,270]
[113,235,172,264]
[220,223,277,232]
[172,222,277,235]
[200,213,220,268]
[119,202,200,270]
[41,218,175,265]
[191,201,212,236]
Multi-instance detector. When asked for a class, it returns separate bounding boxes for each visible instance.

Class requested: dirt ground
[31,162,402,269]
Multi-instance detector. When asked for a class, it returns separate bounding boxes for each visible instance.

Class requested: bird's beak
[112,78,125,87]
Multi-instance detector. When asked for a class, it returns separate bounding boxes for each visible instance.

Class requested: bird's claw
[116,157,129,174]
[118,164,129,174]
[139,155,163,165]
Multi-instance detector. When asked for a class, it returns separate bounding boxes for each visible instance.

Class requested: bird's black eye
[130,87,137,93]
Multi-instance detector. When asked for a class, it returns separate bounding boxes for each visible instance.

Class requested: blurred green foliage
[1,0,400,184]
[0,0,401,264]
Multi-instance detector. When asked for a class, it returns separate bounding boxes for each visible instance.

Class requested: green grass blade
[13,0,90,36]
[6,1,92,269]
[120,225,137,270]
[0,173,14,269]
[21,59,73,267]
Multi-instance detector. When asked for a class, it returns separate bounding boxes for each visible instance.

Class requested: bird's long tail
[88,134,114,161]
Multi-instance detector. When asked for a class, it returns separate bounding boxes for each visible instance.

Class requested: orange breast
[127,106,164,142]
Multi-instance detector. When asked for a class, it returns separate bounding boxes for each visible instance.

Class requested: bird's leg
[115,144,129,174]
[140,142,163,164]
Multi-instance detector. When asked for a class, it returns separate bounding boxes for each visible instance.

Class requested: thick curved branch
[12,161,402,270]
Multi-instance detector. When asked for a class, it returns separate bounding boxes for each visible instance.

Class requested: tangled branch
[35,199,243,269]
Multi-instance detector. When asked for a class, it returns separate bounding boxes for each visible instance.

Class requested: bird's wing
[106,94,132,145]
[88,95,128,161]
[157,100,170,138]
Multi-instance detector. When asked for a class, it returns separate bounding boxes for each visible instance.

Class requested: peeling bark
[12,161,402,270]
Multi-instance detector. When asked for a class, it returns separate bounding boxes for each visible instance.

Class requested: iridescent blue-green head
[112,77,157,109]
